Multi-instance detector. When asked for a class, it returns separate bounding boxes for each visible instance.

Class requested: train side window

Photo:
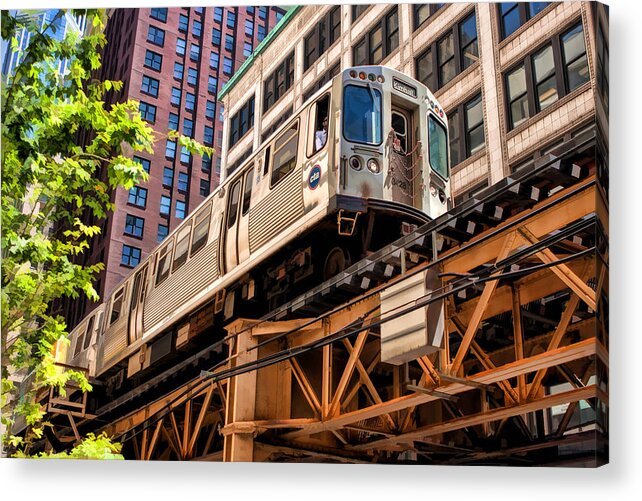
[156,239,174,286]
[110,287,125,325]
[73,325,85,357]
[270,122,299,188]
[263,146,271,176]
[130,271,142,311]
[227,180,241,229]
[307,94,330,157]
[83,315,95,350]
[190,203,212,256]
[172,223,192,272]
[242,169,253,215]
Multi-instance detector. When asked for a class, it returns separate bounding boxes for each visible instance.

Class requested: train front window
[428,115,449,179]
[343,85,382,145]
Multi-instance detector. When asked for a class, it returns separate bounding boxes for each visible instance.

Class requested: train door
[224,178,242,272]
[389,107,415,207]
[128,263,148,344]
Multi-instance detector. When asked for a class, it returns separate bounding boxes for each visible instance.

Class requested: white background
[1,0,640,499]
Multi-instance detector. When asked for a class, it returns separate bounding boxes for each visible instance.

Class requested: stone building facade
[219,2,608,202]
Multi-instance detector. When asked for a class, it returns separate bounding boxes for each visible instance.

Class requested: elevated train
[57,66,451,397]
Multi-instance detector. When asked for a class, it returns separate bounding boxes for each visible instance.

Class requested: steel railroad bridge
[41,130,608,466]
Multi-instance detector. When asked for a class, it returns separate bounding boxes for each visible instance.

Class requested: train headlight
[430,185,437,197]
[349,156,363,171]
[367,158,380,174]
[377,75,385,83]
[439,189,447,204]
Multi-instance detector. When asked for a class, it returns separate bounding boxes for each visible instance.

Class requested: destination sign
[392,78,417,98]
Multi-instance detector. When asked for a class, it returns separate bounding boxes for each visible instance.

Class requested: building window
[229,95,255,147]
[504,21,589,130]
[168,112,179,131]
[214,7,223,23]
[128,186,148,208]
[133,155,151,173]
[190,43,200,61]
[147,25,165,47]
[157,224,169,243]
[193,19,202,38]
[173,62,184,80]
[223,56,233,75]
[200,179,210,197]
[225,34,234,52]
[176,200,186,219]
[202,154,212,173]
[165,139,177,159]
[185,92,195,111]
[448,93,485,167]
[415,11,478,90]
[150,8,168,23]
[243,42,252,58]
[414,4,445,30]
[246,6,255,16]
[258,24,266,41]
[204,125,214,145]
[121,244,141,267]
[183,118,194,137]
[562,23,590,92]
[205,100,216,119]
[263,52,294,112]
[187,67,198,86]
[499,2,549,40]
[178,172,189,192]
[352,7,399,66]
[144,49,162,71]
[245,19,254,37]
[208,76,218,94]
[352,5,369,23]
[141,75,160,97]
[210,51,219,69]
[160,195,171,216]
[304,6,341,72]
[212,28,221,46]
[179,14,188,32]
[176,38,186,56]
[171,87,181,106]
[163,166,174,187]
[125,214,145,238]
[180,146,191,164]
[259,6,267,20]
[227,10,236,29]
[139,101,156,122]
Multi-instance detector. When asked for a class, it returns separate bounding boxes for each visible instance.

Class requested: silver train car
[59,66,451,393]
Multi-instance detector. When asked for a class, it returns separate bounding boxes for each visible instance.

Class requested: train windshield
[428,115,449,179]
[343,85,382,145]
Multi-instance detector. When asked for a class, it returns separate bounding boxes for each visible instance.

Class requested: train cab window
[227,180,242,228]
[270,122,299,188]
[83,315,95,350]
[263,146,271,176]
[242,169,253,215]
[172,223,192,272]
[308,94,330,157]
[110,287,125,325]
[73,325,85,357]
[190,204,211,256]
[428,115,449,179]
[156,239,174,286]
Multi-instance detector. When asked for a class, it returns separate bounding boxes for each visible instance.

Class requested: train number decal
[308,165,322,190]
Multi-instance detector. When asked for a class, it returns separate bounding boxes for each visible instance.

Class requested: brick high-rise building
[63,6,286,329]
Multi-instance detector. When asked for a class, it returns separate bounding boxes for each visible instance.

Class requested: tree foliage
[1,9,212,456]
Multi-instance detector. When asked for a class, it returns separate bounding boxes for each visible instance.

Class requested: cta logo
[308,165,322,190]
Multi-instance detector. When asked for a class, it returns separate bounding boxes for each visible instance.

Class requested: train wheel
[323,247,350,280]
